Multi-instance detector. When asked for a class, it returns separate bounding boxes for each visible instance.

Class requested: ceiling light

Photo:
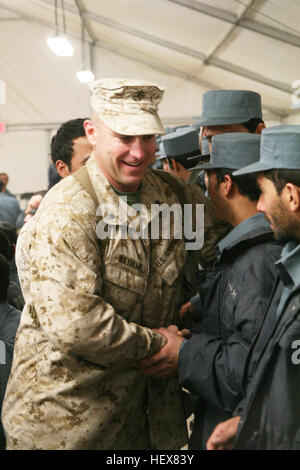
[76,12,95,84]
[76,70,95,83]
[47,35,74,57]
[47,0,74,57]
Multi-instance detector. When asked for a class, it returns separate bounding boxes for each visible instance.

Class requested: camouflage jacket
[3,155,223,450]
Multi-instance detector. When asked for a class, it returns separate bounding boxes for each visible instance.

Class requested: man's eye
[143,135,155,141]
[119,136,132,143]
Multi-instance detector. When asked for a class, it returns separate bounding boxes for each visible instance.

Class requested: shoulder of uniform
[146,168,208,205]
[31,176,98,239]
[146,168,189,192]
[38,175,96,216]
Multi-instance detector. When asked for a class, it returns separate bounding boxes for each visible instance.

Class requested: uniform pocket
[154,241,186,287]
[103,261,148,318]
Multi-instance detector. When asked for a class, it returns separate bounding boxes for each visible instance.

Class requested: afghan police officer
[2,78,222,450]
[179,89,267,318]
[194,89,266,149]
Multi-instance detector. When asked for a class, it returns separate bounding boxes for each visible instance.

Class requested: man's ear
[55,160,70,178]
[255,122,266,135]
[163,159,170,172]
[223,174,233,197]
[285,183,300,212]
[172,160,180,172]
[84,119,97,146]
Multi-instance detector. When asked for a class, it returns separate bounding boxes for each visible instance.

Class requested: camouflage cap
[89,78,166,135]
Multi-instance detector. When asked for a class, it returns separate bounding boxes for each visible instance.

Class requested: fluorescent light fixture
[76,70,95,83]
[47,35,74,57]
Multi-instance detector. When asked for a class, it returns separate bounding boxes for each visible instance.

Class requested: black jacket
[0,301,21,449]
[178,214,283,449]
[234,278,300,449]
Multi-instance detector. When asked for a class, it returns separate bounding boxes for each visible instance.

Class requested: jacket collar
[217,212,272,257]
[275,241,300,289]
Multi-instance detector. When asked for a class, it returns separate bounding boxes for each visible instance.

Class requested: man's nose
[129,137,146,159]
[257,195,265,213]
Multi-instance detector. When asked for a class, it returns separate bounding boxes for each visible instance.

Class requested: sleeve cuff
[190,294,202,320]
[179,338,188,355]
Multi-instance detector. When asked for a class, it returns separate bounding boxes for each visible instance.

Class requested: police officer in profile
[179,89,267,317]
[194,89,266,149]
[2,78,223,450]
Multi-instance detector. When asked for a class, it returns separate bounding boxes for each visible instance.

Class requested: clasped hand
[138,325,188,379]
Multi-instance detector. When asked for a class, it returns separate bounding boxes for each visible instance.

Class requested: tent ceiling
[0,0,299,129]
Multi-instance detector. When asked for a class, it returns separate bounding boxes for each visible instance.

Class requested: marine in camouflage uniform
[2,79,225,450]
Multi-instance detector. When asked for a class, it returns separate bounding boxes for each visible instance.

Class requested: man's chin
[273,230,292,243]
[118,176,144,193]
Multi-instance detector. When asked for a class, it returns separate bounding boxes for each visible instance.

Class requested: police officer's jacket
[234,241,300,449]
[178,212,283,450]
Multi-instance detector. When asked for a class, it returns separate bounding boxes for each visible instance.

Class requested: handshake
[137,323,191,379]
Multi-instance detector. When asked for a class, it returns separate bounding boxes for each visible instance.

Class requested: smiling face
[84,116,156,192]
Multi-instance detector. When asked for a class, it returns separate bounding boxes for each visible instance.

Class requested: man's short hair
[0,230,13,261]
[51,118,89,169]
[0,254,9,302]
[263,169,300,195]
[213,168,261,201]
[0,222,17,245]
[0,180,4,192]
[242,118,265,133]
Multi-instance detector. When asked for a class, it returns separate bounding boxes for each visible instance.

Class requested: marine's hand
[206,416,241,450]
[138,328,184,378]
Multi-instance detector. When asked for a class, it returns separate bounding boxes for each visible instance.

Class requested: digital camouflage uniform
[2,153,224,450]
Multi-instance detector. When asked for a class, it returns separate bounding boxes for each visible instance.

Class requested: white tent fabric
[0,0,299,194]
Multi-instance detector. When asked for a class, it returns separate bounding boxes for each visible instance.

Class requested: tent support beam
[204,0,258,62]
[33,0,292,95]
[0,2,289,120]
[166,0,300,49]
